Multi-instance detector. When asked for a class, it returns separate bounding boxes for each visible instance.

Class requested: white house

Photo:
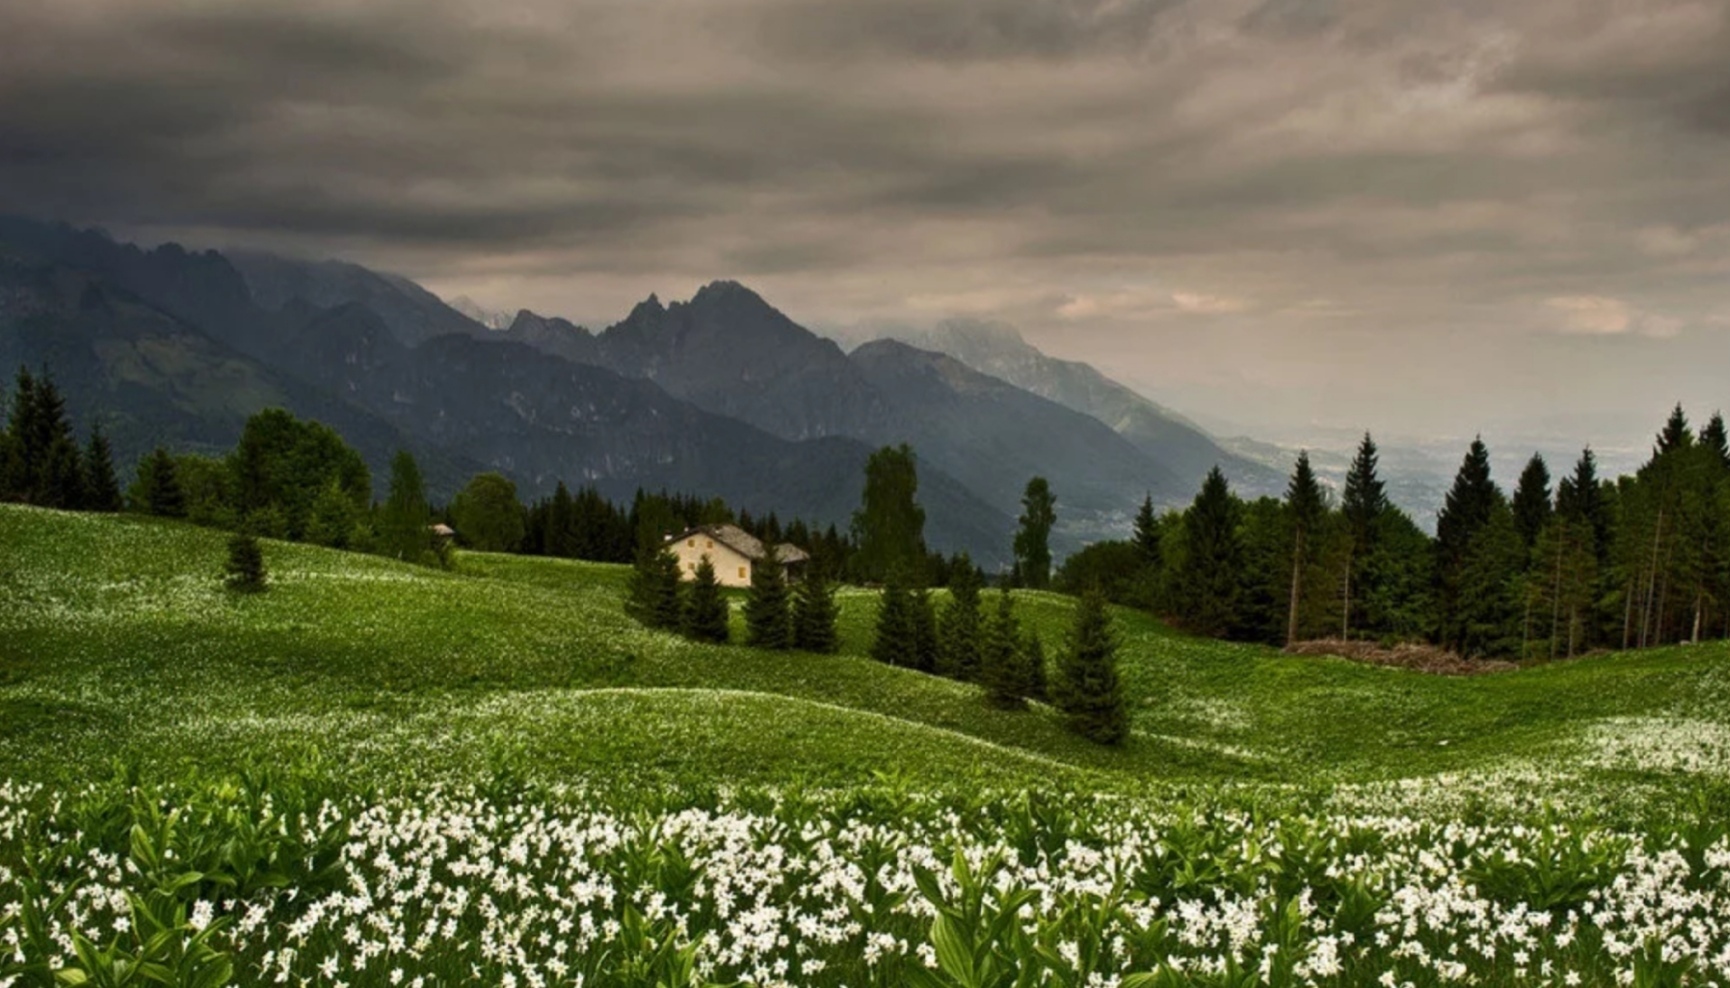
[668,524,810,588]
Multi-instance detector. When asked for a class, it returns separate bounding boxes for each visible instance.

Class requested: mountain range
[0,215,1280,563]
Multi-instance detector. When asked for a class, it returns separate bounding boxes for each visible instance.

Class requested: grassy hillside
[7,504,1730,988]
[4,503,1727,800]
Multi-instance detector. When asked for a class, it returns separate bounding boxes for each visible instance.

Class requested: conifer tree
[744,545,792,649]
[936,557,984,679]
[1023,629,1048,702]
[1133,494,1161,568]
[1285,451,1326,646]
[1176,467,1242,637]
[223,531,268,593]
[1456,503,1523,657]
[626,537,684,630]
[378,450,431,563]
[83,424,122,512]
[1341,432,1389,639]
[981,589,1029,709]
[910,583,940,673]
[1435,437,1501,651]
[871,572,918,667]
[1511,453,1553,551]
[1013,477,1057,590]
[1054,588,1128,745]
[0,367,35,502]
[850,444,927,583]
[683,556,730,643]
[137,447,186,518]
[791,569,839,653]
[1703,413,1730,472]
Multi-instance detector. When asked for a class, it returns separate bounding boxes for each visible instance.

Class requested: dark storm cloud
[1,0,1727,441]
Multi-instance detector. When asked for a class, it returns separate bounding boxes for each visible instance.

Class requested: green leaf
[54,970,90,987]
[931,914,976,988]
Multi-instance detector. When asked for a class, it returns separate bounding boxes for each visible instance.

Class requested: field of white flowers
[3,775,1729,988]
[8,507,1730,986]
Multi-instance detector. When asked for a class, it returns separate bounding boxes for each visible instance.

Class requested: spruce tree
[850,444,927,583]
[1341,432,1389,639]
[1435,437,1500,650]
[1023,629,1048,702]
[870,572,918,667]
[1133,494,1161,568]
[41,431,85,510]
[744,545,792,649]
[1054,588,1128,745]
[1656,403,1694,455]
[1285,451,1326,646]
[626,537,684,630]
[683,556,730,643]
[981,589,1029,709]
[0,367,36,501]
[138,447,186,518]
[223,531,268,593]
[1703,413,1730,472]
[936,557,984,680]
[791,570,840,653]
[1511,453,1553,550]
[910,584,940,673]
[83,424,122,512]
[1012,477,1057,590]
[1176,467,1242,637]
[378,450,431,563]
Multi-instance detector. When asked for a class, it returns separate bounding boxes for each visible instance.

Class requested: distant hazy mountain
[228,250,491,348]
[496,310,601,366]
[446,295,513,331]
[848,339,1180,538]
[272,302,1011,554]
[0,218,1011,557]
[854,319,1284,500]
[593,283,891,441]
[0,250,476,494]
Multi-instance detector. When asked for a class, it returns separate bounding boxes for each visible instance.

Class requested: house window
[739,567,747,580]
[688,539,695,547]
[706,540,714,549]
[688,562,696,571]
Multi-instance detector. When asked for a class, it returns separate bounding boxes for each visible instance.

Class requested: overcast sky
[3,0,1727,448]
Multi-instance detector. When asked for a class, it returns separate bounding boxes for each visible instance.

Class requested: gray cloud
[0,0,1726,446]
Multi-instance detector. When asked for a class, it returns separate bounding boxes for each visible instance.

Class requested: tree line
[1058,405,1730,659]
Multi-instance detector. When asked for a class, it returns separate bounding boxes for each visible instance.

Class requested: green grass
[2,503,1728,800]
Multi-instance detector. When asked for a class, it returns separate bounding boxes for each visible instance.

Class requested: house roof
[672,524,808,564]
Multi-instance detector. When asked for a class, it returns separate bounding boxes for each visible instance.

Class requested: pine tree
[0,367,36,501]
[981,589,1029,709]
[1054,588,1128,745]
[1340,432,1389,639]
[378,450,431,563]
[1456,503,1523,657]
[744,545,792,649]
[1013,477,1057,590]
[138,447,186,518]
[936,558,984,679]
[871,573,918,667]
[850,444,927,583]
[223,531,268,593]
[683,556,730,643]
[83,424,122,512]
[1133,494,1161,568]
[1435,437,1501,651]
[1176,467,1242,637]
[626,537,684,630]
[1656,403,1693,455]
[791,570,839,653]
[1703,412,1730,472]
[41,430,85,510]
[1511,453,1553,551]
[1284,451,1326,646]
[1022,630,1048,702]
[910,584,939,673]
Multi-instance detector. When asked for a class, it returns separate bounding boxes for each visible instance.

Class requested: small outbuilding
[668,524,809,588]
